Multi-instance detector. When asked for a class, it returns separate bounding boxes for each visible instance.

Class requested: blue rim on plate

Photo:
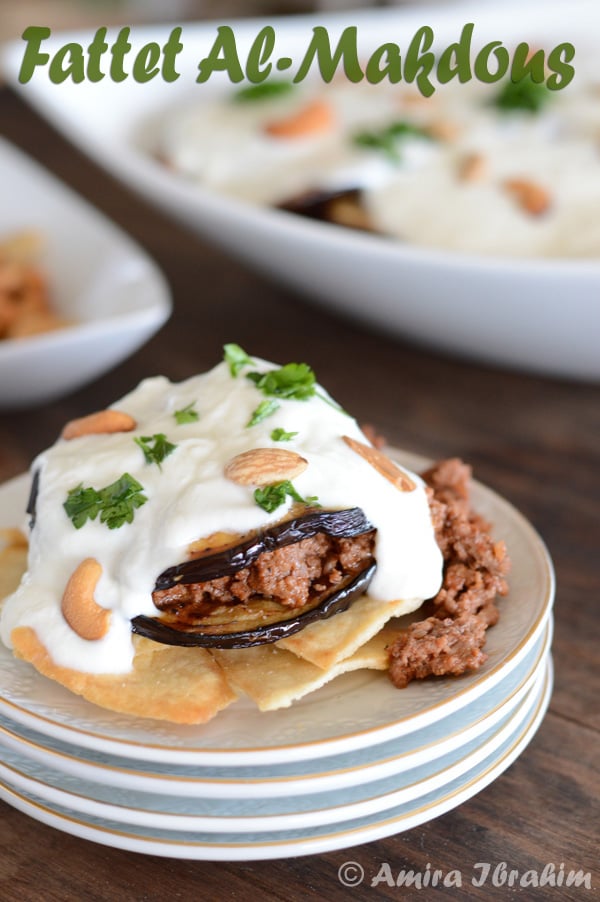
[0,451,555,766]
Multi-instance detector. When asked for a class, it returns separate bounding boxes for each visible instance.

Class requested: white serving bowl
[0,140,171,408]
[4,0,599,380]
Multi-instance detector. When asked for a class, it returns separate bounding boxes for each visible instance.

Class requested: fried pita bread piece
[0,529,28,608]
[211,625,394,711]
[276,594,423,670]
[10,627,237,724]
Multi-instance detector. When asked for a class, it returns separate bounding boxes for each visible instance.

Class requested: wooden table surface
[0,87,598,901]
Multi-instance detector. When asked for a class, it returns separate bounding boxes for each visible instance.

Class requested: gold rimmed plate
[0,451,554,765]
[0,658,553,859]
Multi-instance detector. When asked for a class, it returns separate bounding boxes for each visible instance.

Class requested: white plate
[0,658,553,859]
[0,620,552,799]
[0,451,554,765]
[0,653,548,833]
[4,1,600,380]
[0,140,171,407]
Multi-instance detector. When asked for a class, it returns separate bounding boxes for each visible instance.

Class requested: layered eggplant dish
[0,347,509,723]
[156,73,600,258]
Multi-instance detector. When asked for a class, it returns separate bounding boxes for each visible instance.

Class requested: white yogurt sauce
[158,78,600,258]
[0,357,443,675]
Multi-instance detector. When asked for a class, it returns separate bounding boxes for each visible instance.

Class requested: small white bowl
[4,0,599,381]
[0,139,171,408]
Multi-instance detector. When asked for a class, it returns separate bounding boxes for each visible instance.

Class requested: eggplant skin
[131,562,376,649]
[154,507,373,591]
[133,508,376,648]
[26,469,40,530]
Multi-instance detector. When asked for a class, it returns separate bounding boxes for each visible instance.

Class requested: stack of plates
[0,463,554,860]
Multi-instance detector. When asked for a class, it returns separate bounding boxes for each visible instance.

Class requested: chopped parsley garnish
[174,402,199,425]
[254,480,319,514]
[493,78,551,113]
[353,120,432,162]
[233,81,295,103]
[247,399,280,427]
[224,343,255,377]
[64,474,147,530]
[247,363,317,401]
[271,427,299,442]
[246,361,345,413]
[134,433,177,469]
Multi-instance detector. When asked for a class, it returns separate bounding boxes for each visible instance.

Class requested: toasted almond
[264,100,335,139]
[399,90,436,107]
[426,120,461,141]
[225,448,308,486]
[62,409,137,440]
[342,436,416,492]
[504,178,551,216]
[458,152,487,182]
[61,558,111,641]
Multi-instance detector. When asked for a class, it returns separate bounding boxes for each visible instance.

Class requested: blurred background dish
[0,139,171,408]
[3,0,599,380]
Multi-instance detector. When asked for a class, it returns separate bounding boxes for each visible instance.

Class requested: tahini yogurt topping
[0,357,443,675]
[157,77,600,258]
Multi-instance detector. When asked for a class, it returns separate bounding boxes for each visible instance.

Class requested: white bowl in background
[0,139,171,408]
[4,0,599,381]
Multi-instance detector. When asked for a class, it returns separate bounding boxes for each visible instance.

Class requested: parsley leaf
[271,427,299,442]
[247,399,280,427]
[224,343,255,377]
[63,485,101,530]
[353,120,432,162]
[247,362,316,401]
[253,480,320,514]
[247,361,346,414]
[174,402,199,425]
[493,78,551,113]
[233,81,295,103]
[134,434,177,469]
[64,474,147,530]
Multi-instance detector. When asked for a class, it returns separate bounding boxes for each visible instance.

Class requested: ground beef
[388,458,510,689]
[152,531,376,619]
[387,614,488,688]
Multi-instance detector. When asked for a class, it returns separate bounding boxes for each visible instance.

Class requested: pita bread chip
[276,594,423,670]
[10,627,237,724]
[0,528,28,550]
[0,532,28,608]
[211,637,389,711]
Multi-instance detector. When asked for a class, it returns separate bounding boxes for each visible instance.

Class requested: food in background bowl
[0,230,70,340]
[0,347,509,723]
[157,74,600,259]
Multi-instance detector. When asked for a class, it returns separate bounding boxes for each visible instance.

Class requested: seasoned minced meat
[153,531,376,616]
[388,614,488,689]
[388,458,510,689]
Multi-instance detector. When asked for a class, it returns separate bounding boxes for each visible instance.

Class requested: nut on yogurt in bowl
[156,70,600,259]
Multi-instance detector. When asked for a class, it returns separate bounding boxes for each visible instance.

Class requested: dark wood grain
[0,87,598,901]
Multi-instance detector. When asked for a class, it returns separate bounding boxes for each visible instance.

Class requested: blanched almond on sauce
[426,120,461,141]
[458,152,487,182]
[61,558,111,641]
[264,100,335,138]
[342,436,416,492]
[504,178,551,216]
[62,409,137,440]
[225,448,308,486]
